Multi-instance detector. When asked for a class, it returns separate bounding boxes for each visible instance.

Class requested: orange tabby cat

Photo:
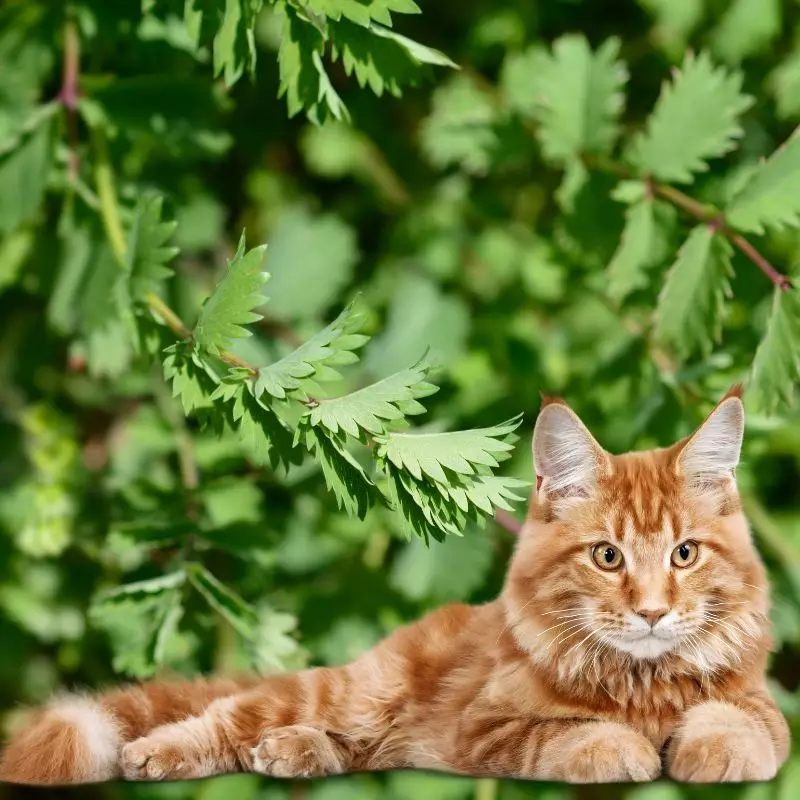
[0,388,790,785]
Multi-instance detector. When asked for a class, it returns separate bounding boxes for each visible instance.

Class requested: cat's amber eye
[591,543,624,571]
[671,540,699,568]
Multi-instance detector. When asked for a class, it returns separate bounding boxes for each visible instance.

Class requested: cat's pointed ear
[676,386,744,485]
[532,398,608,510]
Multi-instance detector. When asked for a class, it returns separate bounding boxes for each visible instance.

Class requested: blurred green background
[2,0,800,799]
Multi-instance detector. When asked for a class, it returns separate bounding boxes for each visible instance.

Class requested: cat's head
[504,388,770,675]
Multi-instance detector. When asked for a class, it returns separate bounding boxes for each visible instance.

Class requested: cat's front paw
[121,736,194,781]
[668,701,777,783]
[251,725,344,778]
[558,722,661,783]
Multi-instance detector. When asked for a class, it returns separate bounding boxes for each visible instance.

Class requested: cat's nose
[635,608,669,627]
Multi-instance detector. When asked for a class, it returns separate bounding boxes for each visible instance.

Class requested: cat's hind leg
[120,695,244,781]
[120,668,366,781]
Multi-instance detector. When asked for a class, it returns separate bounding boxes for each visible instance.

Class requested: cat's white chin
[612,634,677,660]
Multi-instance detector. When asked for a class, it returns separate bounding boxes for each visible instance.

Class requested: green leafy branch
[506,36,800,411]
[143,0,458,122]
[585,154,792,292]
[88,122,526,541]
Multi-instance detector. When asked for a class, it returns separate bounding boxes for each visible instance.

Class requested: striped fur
[0,391,789,784]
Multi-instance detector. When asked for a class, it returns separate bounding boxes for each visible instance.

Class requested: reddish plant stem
[728,232,792,290]
[494,508,522,535]
[59,16,80,182]
[585,156,793,292]
[649,180,792,291]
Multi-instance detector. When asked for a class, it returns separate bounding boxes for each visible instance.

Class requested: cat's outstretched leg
[119,668,367,781]
[120,696,244,780]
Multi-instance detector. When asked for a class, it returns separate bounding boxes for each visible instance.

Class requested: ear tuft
[677,395,744,483]
[539,393,568,409]
[532,403,606,505]
[721,383,744,401]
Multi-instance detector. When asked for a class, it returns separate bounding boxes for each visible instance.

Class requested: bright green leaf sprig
[146,0,457,121]
[505,33,800,412]
[124,197,528,533]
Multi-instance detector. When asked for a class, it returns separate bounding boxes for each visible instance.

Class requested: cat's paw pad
[668,703,777,783]
[121,737,188,781]
[251,725,342,778]
[562,723,661,783]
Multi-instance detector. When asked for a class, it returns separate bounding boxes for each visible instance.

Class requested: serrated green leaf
[187,562,259,638]
[306,0,420,27]
[277,3,332,122]
[554,158,589,213]
[150,589,184,667]
[500,45,548,117]
[232,386,301,470]
[748,288,800,412]
[369,24,456,68]
[194,233,268,354]
[95,570,187,604]
[725,131,800,234]
[263,206,357,321]
[297,422,376,518]
[383,467,459,542]
[85,321,135,379]
[124,195,179,301]
[709,0,781,66]
[384,465,528,543]
[526,35,627,165]
[306,365,436,438]
[638,0,704,59]
[419,75,498,175]
[769,47,800,121]
[180,0,263,86]
[328,19,454,99]
[48,221,94,335]
[0,104,55,235]
[16,483,76,558]
[250,606,306,674]
[630,51,753,183]
[163,343,219,415]
[390,525,494,602]
[375,415,522,484]
[89,587,186,678]
[364,272,470,378]
[607,198,656,302]
[606,196,676,302]
[0,227,32,296]
[256,303,367,400]
[0,100,58,158]
[75,236,135,378]
[654,225,733,358]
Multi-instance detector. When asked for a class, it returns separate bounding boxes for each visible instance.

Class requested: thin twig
[728,232,792,290]
[92,126,127,263]
[144,292,257,374]
[584,156,793,291]
[651,181,792,290]
[495,507,522,535]
[59,14,80,182]
[143,291,192,339]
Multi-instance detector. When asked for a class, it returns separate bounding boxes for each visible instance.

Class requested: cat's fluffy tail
[0,677,255,785]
